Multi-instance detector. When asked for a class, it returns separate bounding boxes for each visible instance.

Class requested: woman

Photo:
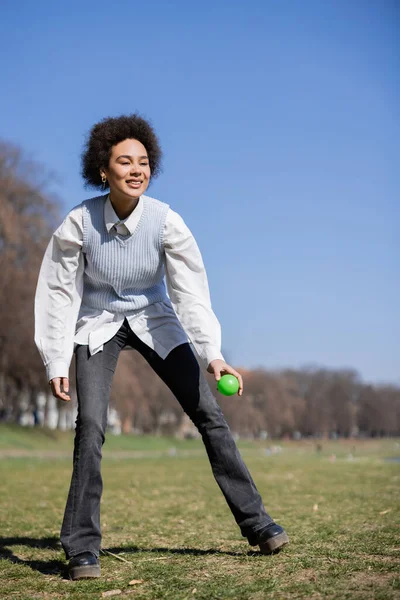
[34,114,288,580]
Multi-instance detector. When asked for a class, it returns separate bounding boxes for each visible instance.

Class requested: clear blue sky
[1,0,398,384]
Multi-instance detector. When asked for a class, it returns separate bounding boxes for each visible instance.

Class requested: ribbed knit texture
[81,194,169,313]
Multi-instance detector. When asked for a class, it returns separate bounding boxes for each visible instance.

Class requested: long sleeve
[164,209,224,368]
[34,205,84,381]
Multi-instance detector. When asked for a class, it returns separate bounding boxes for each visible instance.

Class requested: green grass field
[0,425,399,599]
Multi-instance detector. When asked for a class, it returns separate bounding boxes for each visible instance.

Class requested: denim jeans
[60,320,273,558]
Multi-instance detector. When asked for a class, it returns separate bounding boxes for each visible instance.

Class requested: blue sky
[1,0,398,384]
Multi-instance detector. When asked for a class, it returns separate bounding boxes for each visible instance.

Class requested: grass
[0,427,399,599]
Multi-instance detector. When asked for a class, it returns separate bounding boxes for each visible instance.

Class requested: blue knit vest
[81,194,170,313]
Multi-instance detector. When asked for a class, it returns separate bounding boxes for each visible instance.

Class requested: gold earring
[101,174,107,191]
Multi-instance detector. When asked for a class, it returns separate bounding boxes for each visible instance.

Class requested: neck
[109,191,140,220]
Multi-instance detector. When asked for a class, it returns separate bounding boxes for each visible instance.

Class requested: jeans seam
[65,428,80,555]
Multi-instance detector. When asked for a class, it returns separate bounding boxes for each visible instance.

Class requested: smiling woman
[101,138,152,218]
[34,113,288,580]
[81,114,162,188]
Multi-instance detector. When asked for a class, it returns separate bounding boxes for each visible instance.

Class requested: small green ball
[217,374,239,396]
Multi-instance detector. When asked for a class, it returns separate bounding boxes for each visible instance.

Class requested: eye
[120,162,130,165]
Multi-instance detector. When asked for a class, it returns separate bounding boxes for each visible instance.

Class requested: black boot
[68,552,101,580]
[248,523,289,554]
[257,523,289,554]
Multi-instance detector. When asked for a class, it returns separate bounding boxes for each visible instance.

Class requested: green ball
[217,374,239,396]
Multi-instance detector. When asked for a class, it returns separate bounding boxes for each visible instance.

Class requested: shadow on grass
[0,536,257,579]
[105,544,256,558]
[0,536,66,577]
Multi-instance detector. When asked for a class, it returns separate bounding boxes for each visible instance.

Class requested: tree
[0,140,60,419]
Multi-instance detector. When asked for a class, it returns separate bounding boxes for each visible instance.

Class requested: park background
[0,0,398,438]
[0,2,399,599]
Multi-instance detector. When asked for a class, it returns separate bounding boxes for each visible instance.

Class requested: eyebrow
[116,154,149,160]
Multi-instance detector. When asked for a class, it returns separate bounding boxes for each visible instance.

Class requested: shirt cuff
[198,346,225,369]
[46,360,69,382]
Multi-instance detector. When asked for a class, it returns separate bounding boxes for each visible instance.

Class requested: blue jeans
[60,320,273,558]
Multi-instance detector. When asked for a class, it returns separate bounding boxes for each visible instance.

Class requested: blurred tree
[0,140,60,420]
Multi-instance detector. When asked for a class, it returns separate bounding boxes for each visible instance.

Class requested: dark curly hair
[81,114,162,190]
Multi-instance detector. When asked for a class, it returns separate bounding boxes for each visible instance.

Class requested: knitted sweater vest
[81,194,170,313]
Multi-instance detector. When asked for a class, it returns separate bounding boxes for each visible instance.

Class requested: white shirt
[34,195,224,381]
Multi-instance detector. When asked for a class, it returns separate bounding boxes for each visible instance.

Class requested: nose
[130,162,142,176]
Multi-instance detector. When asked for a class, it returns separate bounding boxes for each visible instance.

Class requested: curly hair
[81,114,162,190]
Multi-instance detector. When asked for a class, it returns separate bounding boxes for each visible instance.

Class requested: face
[101,138,151,200]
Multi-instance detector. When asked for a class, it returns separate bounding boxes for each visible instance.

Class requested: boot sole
[259,531,289,555]
[69,564,101,580]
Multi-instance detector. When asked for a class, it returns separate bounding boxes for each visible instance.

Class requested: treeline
[109,354,400,438]
[1,140,399,438]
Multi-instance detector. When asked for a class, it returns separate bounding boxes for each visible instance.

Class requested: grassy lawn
[0,427,399,599]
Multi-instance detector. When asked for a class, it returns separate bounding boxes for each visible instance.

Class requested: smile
[126,181,142,188]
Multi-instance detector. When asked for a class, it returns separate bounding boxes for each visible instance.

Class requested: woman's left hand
[207,359,243,396]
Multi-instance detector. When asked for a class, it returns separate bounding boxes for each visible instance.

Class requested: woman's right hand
[50,377,71,402]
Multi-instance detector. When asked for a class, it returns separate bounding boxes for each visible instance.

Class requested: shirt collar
[104,194,144,234]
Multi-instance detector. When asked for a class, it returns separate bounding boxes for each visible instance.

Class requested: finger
[52,378,71,402]
[59,390,71,402]
[238,375,243,396]
[213,366,222,381]
[59,379,71,401]
[52,378,61,398]
[233,372,243,396]
[233,371,244,396]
